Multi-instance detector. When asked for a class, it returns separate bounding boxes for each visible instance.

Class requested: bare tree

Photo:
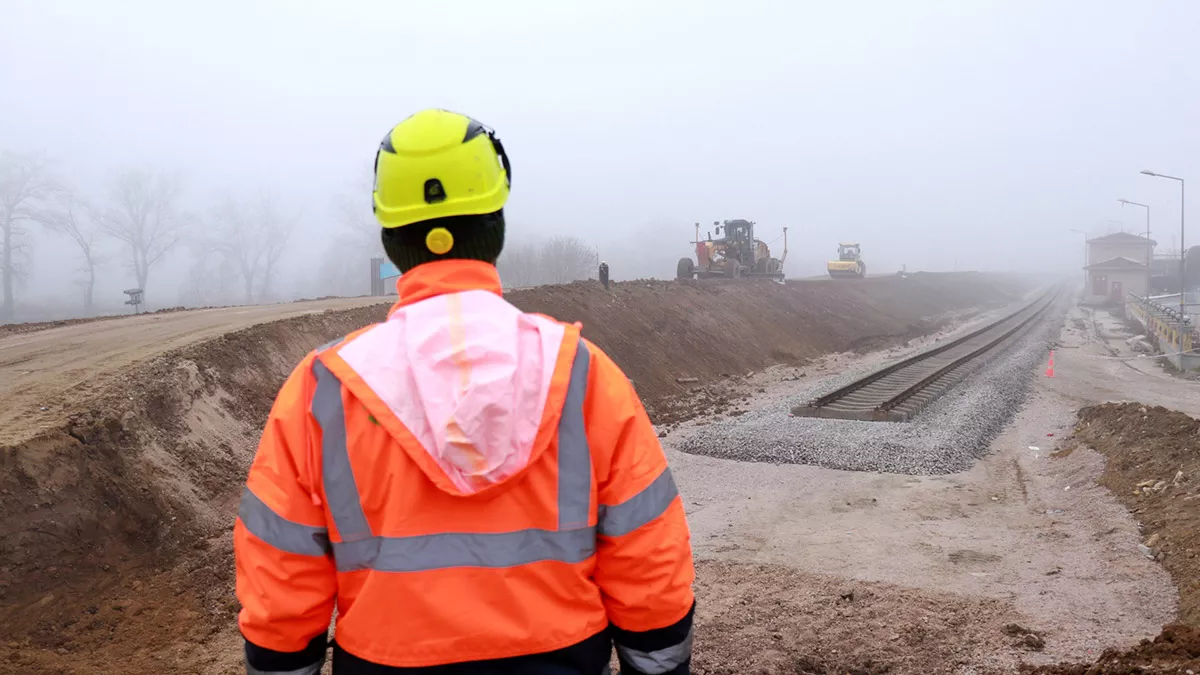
[0,151,56,321]
[317,173,383,297]
[34,188,103,314]
[204,193,292,304]
[495,235,599,287]
[496,240,541,287]
[256,196,291,302]
[539,235,597,284]
[99,170,188,305]
[179,249,239,307]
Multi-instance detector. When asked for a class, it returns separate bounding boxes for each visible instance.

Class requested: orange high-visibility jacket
[234,260,695,673]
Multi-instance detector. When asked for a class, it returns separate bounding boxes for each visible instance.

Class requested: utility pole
[1140,170,1186,321]
[1070,229,1088,293]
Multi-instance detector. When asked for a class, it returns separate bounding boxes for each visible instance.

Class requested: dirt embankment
[510,272,1027,423]
[1027,403,1200,674]
[1,304,396,674]
[0,272,1027,674]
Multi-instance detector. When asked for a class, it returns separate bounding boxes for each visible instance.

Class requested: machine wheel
[676,257,695,280]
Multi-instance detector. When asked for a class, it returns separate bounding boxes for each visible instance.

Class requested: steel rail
[792,287,1059,422]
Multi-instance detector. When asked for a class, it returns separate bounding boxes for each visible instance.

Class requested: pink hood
[337,289,567,495]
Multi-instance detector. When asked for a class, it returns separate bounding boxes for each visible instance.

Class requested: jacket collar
[390,260,503,314]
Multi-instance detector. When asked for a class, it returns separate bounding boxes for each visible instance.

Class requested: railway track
[791,288,1061,422]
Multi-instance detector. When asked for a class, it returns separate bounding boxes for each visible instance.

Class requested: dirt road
[1048,303,1200,417]
[0,297,389,446]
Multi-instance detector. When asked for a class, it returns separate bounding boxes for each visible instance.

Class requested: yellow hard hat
[372,109,511,229]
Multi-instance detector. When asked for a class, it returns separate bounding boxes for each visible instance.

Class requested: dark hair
[381,210,505,274]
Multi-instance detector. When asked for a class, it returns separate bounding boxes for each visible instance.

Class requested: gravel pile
[674,305,1066,475]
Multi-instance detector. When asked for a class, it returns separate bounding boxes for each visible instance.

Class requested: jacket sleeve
[234,353,336,675]
[583,341,696,675]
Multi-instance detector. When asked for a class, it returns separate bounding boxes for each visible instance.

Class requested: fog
[2,0,1198,321]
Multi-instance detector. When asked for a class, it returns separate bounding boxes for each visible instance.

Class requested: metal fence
[1127,292,1196,354]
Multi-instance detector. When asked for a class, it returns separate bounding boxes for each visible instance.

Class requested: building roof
[1087,231,1157,246]
[1084,256,1148,271]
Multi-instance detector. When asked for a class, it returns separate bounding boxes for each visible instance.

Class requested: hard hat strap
[486,127,512,188]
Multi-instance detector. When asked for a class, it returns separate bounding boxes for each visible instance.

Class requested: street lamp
[1118,198,1151,297]
[1070,228,1088,293]
[1140,170,1186,320]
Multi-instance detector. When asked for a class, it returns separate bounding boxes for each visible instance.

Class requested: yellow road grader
[676,219,788,281]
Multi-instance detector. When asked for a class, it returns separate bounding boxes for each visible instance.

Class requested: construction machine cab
[716,219,757,270]
[838,243,861,262]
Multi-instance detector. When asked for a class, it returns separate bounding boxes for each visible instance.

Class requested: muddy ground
[0,273,1027,674]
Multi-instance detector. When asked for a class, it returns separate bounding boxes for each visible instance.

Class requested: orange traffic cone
[1044,350,1055,378]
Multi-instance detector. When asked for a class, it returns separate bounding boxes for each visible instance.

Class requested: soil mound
[1075,403,1200,626]
[1022,624,1200,674]
[1025,403,1200,674]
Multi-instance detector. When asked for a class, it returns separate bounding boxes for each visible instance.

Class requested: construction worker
[599,260,610,290]
[234,109,696,675]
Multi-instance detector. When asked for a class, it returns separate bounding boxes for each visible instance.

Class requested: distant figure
[599,260,610,290]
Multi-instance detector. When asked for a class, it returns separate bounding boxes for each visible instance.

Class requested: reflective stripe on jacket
[234,260,695,673]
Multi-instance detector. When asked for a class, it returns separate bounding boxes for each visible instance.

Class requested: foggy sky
[3,0,1199,310]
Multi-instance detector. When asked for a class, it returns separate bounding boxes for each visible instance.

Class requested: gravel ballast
[675,298,1068,475]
